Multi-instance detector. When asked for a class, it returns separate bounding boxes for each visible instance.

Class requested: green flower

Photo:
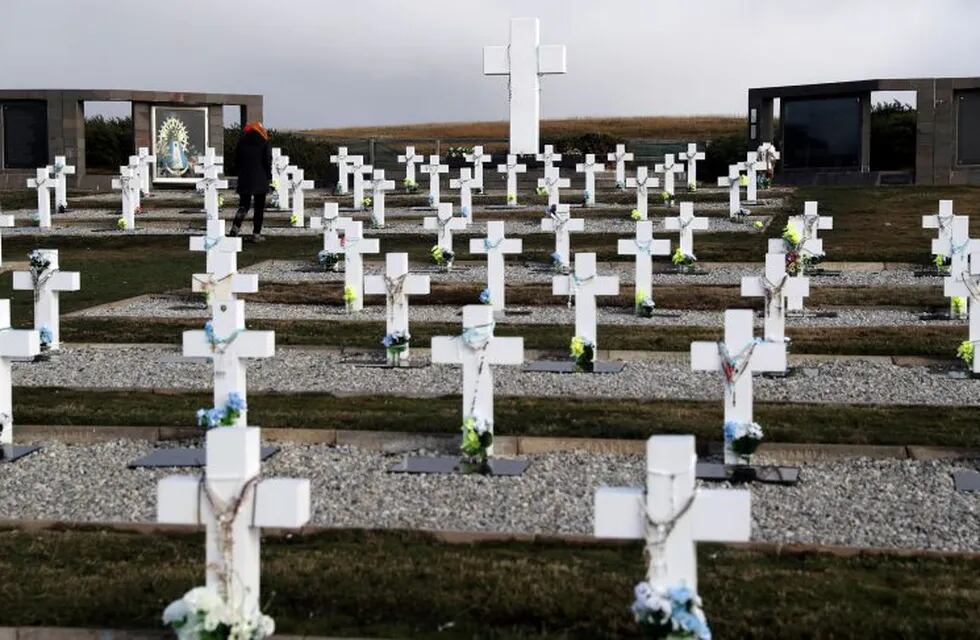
[290,213,300,226]
[569,336,585,359]
[672,248,695,266]
[362,197,373,208]
[536,186,549,197]
[343,285,358,309]
[660,191,671,202]
[957,340,974,366]
[116,217,127,230]
[507,192,517,203]
[952,296,967,316]
[630,209,642,221]
[753,220,764,230]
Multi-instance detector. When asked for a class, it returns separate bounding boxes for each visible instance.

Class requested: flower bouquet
[536,186,550,197]
[162,586,275,640]
[29,250,51,275]
[630,209,642,221]
[582,190,592,205]
[934,253,951,275]
[460,412,493,473]
[270,190,280,209]
[635,289,655,318]
[616,180,626,190]
[383,330,410,366]
[317,250,342,272]
[724,420,764,463]
[507,192,517,206]
[431,245,454,270]
[403,178,418,193]
[758,174,772,190]
[333,181,344,195]
[958,340,974,368]
[952,296,968,319]
[479,288,492,305]
[427,194,436,207]
[551,251,570,274]
[672,248,696,273]
[689,182,698,193]
[343,284,358,311]
[631,582,712,640]
[362,196,373,209]
[570,335,595,372]
[660,190,674,207]
[35,326,54,361]
[289,213,300,226]
[196,392,247,428]
[116,217,127,230]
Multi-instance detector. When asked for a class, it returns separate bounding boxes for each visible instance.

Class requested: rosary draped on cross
[459,322,495,420]
[566,273,596,308]
[383,273,408,328]
[716,339,761,406]
[197,473,262,602]
[639,454,697,583]
[760,274,789,316]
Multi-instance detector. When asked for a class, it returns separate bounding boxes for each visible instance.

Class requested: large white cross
[330,146,351,195]
[940,216,973,316]
[271,148,292,208]
[470,221,522,313]
[789,201,833,259]
[664,202,709,258]
[340,220,380,312]
[535,144,563,175]
[424,203,467,254]
[464,145,492,191]
[717,164,742,218]
[741,253,809,343]
[190,220,258,303]
[183,300,274,426]
[739,152,767,204]
[26,168,56,229]
[617,221,671,303]
[654,154,684,197]
[594,434,751,592]
[431,305,524,455]
[483,17,567,155]
[285,167,314,228]
[691,309,786,464]
[542,204,584,268]
[497,154,527,206]
[47,155,75,212]
[450,168,479,224]
[125,156,143,214]
[157,425,310,616]
[349,157,373,211]
[364,253,430,366]
[537,166,570,208]
[945,241,980,374]
[112,165,141,230]
[311,203,349,253]
[196,147,224,175]
[195,165,229,222]
[923,200,958,257]
[552,253,619,347]
[12,249,80,351]
[757,142,781,174]
[0,299,40,446]
[365,169,396,228]
[398,146,424,184]
[136,147,156,196]
[678,143,705,189]
[420,155,449,209]
[576,154,605,206]
[607,144,634,187]
[626,167,660,220]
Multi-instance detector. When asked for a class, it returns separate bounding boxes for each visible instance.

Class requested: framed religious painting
[151,106,208,183]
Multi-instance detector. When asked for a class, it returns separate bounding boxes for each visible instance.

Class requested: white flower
[162,598,188,624]
[183,586,222,614]
[257,614,276,637]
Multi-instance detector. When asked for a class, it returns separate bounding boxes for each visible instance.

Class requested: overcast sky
[1,0,977,129]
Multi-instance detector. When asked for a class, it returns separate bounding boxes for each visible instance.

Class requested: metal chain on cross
[458,321,495,419]
[638,453,698,582]
[567,273,596,308]
[761,274,789,316]
[383,272,408,328]
[197,473,263,601]
[717,338,761,406]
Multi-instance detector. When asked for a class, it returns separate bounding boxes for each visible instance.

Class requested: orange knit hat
[243,121,269,140]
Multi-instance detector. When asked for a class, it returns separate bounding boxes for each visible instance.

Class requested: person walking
[230,121,272,241]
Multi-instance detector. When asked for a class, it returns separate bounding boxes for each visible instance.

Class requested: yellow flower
[957,340,974,365]
[343,285,358,304]
[630,209,642,221]
[635,288,648,304]
[569,336,585,359]
[116,217,126,230]
[290,213,300,226]
[952,296,967,315]
[782,224,801,247]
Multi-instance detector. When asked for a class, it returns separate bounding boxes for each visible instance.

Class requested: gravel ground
[72,294,963,329]
[14,345,980,406]
[0,440,975,552]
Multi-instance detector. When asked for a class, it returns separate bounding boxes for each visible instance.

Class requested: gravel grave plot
[0,440,976,552]
[14,345,980,406]
[71,294,964,330]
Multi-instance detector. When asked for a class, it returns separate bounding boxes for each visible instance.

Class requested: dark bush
[85,116,132,172]
[223,127,337,186]
[702,132,748,182]
[871,100,916,171]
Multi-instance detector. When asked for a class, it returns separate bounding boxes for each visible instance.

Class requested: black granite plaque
[2,101,47,169]
[388,455,531,476]
[696,462,800,486]
[0,445,41,463]
[956,90,980,165]
[919,312,953,322]
[808,269,842,277]
[128,446,280,468]
[783,96,861,169]
[953,470,980,492]
[523,361,626,374]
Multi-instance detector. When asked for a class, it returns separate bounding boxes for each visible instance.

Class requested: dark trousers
[233,193,266,234]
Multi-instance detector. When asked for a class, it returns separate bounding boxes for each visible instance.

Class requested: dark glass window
[2,101,48,169]
[783,97,862,169]
[956,90,980,165]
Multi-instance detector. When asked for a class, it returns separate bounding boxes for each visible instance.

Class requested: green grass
[0,526,977,638]
[17,388,980,447]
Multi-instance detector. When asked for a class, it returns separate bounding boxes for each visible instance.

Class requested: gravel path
[73,294,962,329]
[0,440,975,552]
[14,345,980,406]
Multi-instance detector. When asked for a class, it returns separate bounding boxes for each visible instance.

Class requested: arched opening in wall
[870,91,916,174]
[83,101,133,174]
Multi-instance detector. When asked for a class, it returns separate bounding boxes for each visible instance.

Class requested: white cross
[944,241,980,373]
[363,169,395,228]
[923,200,959,257]
[691,309,786,464]
[26,168,56,229]
[157,425,310,616]
[330,146,352,195]
[741,253,809,343]
[340,220,380,312]
[654,154,684,197]
[349,157,372,212]
[126,155,143,213]
[464,145,492,191]
[496,154,527,206]
[617,221,670,303]
[552,253,619,347]
[535,144,563,175]
[738,152,767,204]
[575,154,605,206]
[195,165,229,222]
[12,249,81,351]
[420,155,449,208]
[450,168,479,224]
[397,146,423,184]
[423,203,467,254]
[940,216,973,316]
[47,155,75,212]
[717,164,742,218]
[607,144,634,187]
[271,149,292,209]
[537,166,570,208]
[196,147,224,175]
[594,434,751,591]
[789,201,833,258]
[664,202,709,258]
[183,300,274,426]
[364,253,430,366]
[190,220,258,303]
[470,221,522,313]
[431,304,524,455]
[756,142,781,174]
[542,204,584,268]
[0,299,40,446]
[286,167,314,228]
[112,165,141,230]
[311,203,350,253]
[483,17,567,155]
[678,143,705,189]
[626,167,660,220]
[136,147,156,196]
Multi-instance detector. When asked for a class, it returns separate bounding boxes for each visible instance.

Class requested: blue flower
[668,585,694,606]
[225,392,246,413]
[38,326,53,346]
[550,251,563,264]
[206,407,226,427]
[381,334,393,348]
[723,420,739,443]
[479,288,491,304]
[196,408,207,425]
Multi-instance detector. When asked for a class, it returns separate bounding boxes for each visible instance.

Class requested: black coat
[235,130,272,195]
